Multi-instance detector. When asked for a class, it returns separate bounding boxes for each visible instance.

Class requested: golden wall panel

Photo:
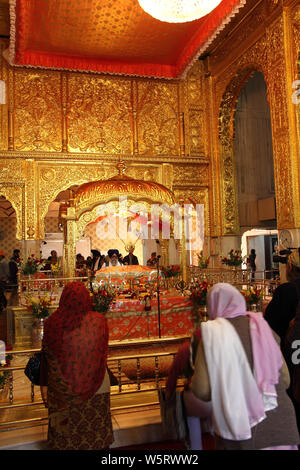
[266,16,296,228]
[67,74,132,154]
[0,43,8,150]
[125,165,160,183]
[137,81,180,156]
[188,109,206,157]
[13,70,62,152]
[172,164,209,187]
[186,62,204,106]
[185,62,208,159]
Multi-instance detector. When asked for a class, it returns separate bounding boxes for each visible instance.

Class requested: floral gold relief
[137,81,180,156]
[14,70,62,152]
[67,74,132,154]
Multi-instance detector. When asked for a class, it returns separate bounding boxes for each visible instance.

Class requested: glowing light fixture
[138,0,223,23]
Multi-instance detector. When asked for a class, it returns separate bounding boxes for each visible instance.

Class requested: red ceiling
[8,0,246,79]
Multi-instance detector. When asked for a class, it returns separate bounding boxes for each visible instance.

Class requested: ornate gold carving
[173,188,209,236]
[161,163,174,191]
[212,5,298,233]
[61,73,68,153]
[0,3,297,249]
[14,70,62,152]
[74,173,175,216]
[37,164,108,238]
[24,160,36,239]
[137,81,180,156]
[186,62,204,105]
[68,74,132,154]
[173,164,209,187]
[188,109,206,157]
[125,165,160,183]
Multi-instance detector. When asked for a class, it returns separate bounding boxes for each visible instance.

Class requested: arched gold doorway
[60,162,186,277]
[218,66,267,237]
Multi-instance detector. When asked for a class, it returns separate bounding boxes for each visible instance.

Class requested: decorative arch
[0,183,25,239]
[218,65,269,236]
[60,171,180,277]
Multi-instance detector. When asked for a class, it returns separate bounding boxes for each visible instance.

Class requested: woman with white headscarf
[191,283,299,450]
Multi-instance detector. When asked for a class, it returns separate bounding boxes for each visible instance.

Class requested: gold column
[61,73,68,152]
[24,159,37,239]
[179,112,185,157]
[7,68,14,151]
[282,7,300,227]
[132,81,139,156]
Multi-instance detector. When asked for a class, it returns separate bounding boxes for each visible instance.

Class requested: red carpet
[115,434,215,450]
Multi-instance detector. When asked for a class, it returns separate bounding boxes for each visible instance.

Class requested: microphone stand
[156,255,161,338]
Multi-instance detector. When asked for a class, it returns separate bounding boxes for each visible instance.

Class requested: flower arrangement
[26,295,53,319]
[242,286,263,305]
[90,285,117,313]
[221,249,243,267]
[50,259,62,277]
[0,346,13,390]
[161,265,181,278]
[19,255,43,275]
[197,251,210,269]
[190,281,211,306]
[75,267,88,278]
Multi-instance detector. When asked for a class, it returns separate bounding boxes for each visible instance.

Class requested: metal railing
[188,267,280,299]
[0,347,180,429]
[17,275,89,305]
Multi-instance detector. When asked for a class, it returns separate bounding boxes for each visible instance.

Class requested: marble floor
[0,399,168,450]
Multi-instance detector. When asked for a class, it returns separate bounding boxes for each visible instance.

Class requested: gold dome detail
[74,162,174,209]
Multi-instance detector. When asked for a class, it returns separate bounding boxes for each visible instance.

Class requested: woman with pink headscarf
[191,283,299,450]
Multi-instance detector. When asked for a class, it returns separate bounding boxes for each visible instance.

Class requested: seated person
[147,252,157,267]
[123,245,139,266]
[42,256,52,271]
[76,254,85,269]
[91,250,105,271]
[86,256,93,269]
[106,250,123,267]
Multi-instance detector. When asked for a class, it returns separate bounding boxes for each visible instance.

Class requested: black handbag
[24,352,42,386]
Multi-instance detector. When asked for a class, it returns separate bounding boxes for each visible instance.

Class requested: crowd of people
[75,247,159,271]
[1,244,300,450]
[35,249,300,451]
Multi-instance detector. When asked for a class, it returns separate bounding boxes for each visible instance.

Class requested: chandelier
[138,0,223,23]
